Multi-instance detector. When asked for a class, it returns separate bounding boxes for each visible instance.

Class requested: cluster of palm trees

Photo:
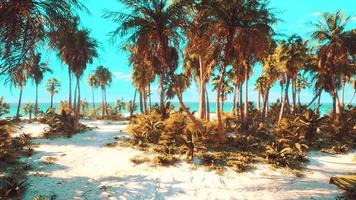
[0,0,98,128]
[87,66,113,118]
[106,0,355,140]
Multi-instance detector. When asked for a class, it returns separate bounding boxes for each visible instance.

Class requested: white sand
[16,120,355,200]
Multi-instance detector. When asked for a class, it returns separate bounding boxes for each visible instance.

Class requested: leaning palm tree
[30,53,52,115]
[104,0,190,115]
[46,78,61,109]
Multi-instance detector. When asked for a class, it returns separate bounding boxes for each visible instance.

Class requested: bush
[130,156,151,165]
[153,154,179,166]
[127,112,163,144]
[0,122,15,163]
[0,97,10,118]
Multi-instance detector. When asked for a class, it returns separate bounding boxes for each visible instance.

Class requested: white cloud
[112,72,131,80]
[311,12,323,17]
[351,16,356,21]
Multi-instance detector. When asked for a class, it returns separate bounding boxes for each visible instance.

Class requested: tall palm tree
[46,78,61,109]
[69,29,98,127]
[203,0,276,135]
[104,0,190,115]
[30,53,52,116]
[8,66,30,118]
[87,73,99,111]
[311,11,353,116]
[0,0,84,76]
[94,66,112,118]
[49,17,80,109]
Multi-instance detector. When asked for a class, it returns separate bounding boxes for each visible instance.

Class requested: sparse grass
[32,172,48,177]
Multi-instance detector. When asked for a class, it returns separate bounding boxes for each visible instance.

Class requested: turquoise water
[3,102,336,118]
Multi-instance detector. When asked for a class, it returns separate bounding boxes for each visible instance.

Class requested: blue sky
[0,0,355,104]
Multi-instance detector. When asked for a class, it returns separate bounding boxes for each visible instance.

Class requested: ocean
[3,102,337,118]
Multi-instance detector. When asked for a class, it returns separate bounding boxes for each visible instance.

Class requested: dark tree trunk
[101,87,105,118]
[243,63,249,129]
[239,84,243,119]
[75,78,81,130]
[206,89,210,121]
[35,83,39,116]
[198,56,206,120]
[139,90,144,114]
[16,89,23,118]
[92,87,95,111]
[232,84,237,113]
[50,94,54,109]
[291,78,296,114]
[68,68,72,109]
[159,74,165,116]
[257,89,261,112]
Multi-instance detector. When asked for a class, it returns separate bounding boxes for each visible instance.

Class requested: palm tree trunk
[307,89,322,108]
[206,89,210,121]
[198,56,206,120]
[139,90,143,114]
[232,84,237,113]
[68,68,72,108]
[148,84,152,110]
[50,94,54,109]
[35,83,39,116]
[279,74,290,123]
[221,90,225,113]
[101,87,105,118]
[341,80,345,108]
[73,80,78,114]
[243,64,249,129]
[345,90,355,107]
[216,64,226,138]
[16,89,23,118]
[104,87,108,116]
[334,88,341,115]
[159,73,165,116]
[280,83,284,101]
[143,89,148,113]
[75,78,81,129]
[257,89,261,111]
[262,87,270,119]
[92,87,95,111]
[239,84,243,119]
[316,92,322,114]
[292,78,296,114]
[297,88,301,108]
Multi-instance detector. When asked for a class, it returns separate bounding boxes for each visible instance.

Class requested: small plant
[0,123,15,163]
[0,176,28,199]
[23,103,35,121]
[200,152,226,167]
[43,156,57,164]
[0,97,10,117]
[130,156,151,165]
[153,154,179,166]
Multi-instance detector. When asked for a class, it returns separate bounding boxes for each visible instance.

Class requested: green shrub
[0,122,15,163]
[200,152,226,167]
[127,112,163,144]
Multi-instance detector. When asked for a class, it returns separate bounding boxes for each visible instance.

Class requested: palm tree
[49,17,80,109]
[8,66,30,118]
[30,53,52,116]
[46,78,61,109]
[94,66,112,118]
[104,0,190,115]
[23,103,34,120]
[87,74,99,111]
[0,0,84,76]
[311,11,353,116]
[69,29,98,127]
[203,0,276,134]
